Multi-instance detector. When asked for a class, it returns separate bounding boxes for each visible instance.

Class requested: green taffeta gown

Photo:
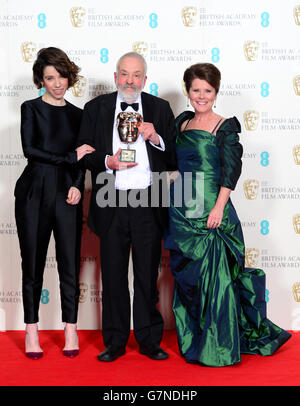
[164,111,291,367]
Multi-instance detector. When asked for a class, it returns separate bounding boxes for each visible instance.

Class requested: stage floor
[0,329,299,388]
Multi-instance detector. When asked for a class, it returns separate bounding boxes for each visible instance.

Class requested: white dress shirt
[105,93,165,190]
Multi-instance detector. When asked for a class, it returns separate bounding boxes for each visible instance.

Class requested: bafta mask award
[117,112,143,162]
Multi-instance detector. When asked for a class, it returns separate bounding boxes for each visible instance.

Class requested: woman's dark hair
[183,63,221,94]
[32,47,80,89]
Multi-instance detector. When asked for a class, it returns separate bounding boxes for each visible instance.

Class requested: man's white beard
[117,84,142,104]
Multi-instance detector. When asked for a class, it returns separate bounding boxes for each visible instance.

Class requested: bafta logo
[70,6,86,27]
[244,110,259,131]
[79,282,88,303]
[293,214,300,234]
[294,6,300,25]
[182,80,188,97]
[244,40,259,61]
[293,145,300,165]
[293,76,300,95]
[21,41,37,62]
[181,6,197,27]
[243,179,259,200]
[292,283,300,302]
[71,76,86,97]
[132,41,148,58]
[245,248,259,268]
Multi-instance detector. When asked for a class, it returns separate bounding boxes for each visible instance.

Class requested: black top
[20,96,84,190]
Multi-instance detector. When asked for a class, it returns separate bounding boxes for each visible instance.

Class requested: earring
[214,99,217,108]
[187,97,190,108]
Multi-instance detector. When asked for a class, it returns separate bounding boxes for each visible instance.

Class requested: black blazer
[78,91,177,237]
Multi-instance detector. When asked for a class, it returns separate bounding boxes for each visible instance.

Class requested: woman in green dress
[164,63,291,367]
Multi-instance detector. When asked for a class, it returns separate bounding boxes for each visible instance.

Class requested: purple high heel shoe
[62,349,79,358]
[62,324,79,358]
[26,351,43,360]
[25,324,43,360]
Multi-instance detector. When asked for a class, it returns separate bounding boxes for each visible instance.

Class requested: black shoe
[97,346,126,362]
[139,345,169,360]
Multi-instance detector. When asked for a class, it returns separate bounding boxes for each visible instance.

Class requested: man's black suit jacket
[78,91,177,238]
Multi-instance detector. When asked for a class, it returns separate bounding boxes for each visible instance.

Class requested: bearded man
[77,52,177,362]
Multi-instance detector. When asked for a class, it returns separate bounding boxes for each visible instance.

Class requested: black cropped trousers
[15,164,82,324]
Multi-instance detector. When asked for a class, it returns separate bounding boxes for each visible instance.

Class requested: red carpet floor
[0,329,299,388]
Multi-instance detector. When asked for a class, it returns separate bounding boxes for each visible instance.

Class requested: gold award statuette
[245,248,259,268]
[243,179,259,200]
[293,145,300,165]
[244,110,259,131]
[244,40,259,61]
[294,6,300,25]
[293,214,300,234]
[117,112,143,163]
[292,282,300,302]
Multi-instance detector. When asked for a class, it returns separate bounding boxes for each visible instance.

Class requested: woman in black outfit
[14,47,94,359]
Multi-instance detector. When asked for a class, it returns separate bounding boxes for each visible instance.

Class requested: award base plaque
[117,111,142,163]
[119,147,136,163]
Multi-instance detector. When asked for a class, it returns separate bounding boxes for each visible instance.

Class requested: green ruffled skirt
[164,128,291,367]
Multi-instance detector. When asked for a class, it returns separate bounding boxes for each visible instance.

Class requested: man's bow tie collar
[121,102,139,111]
